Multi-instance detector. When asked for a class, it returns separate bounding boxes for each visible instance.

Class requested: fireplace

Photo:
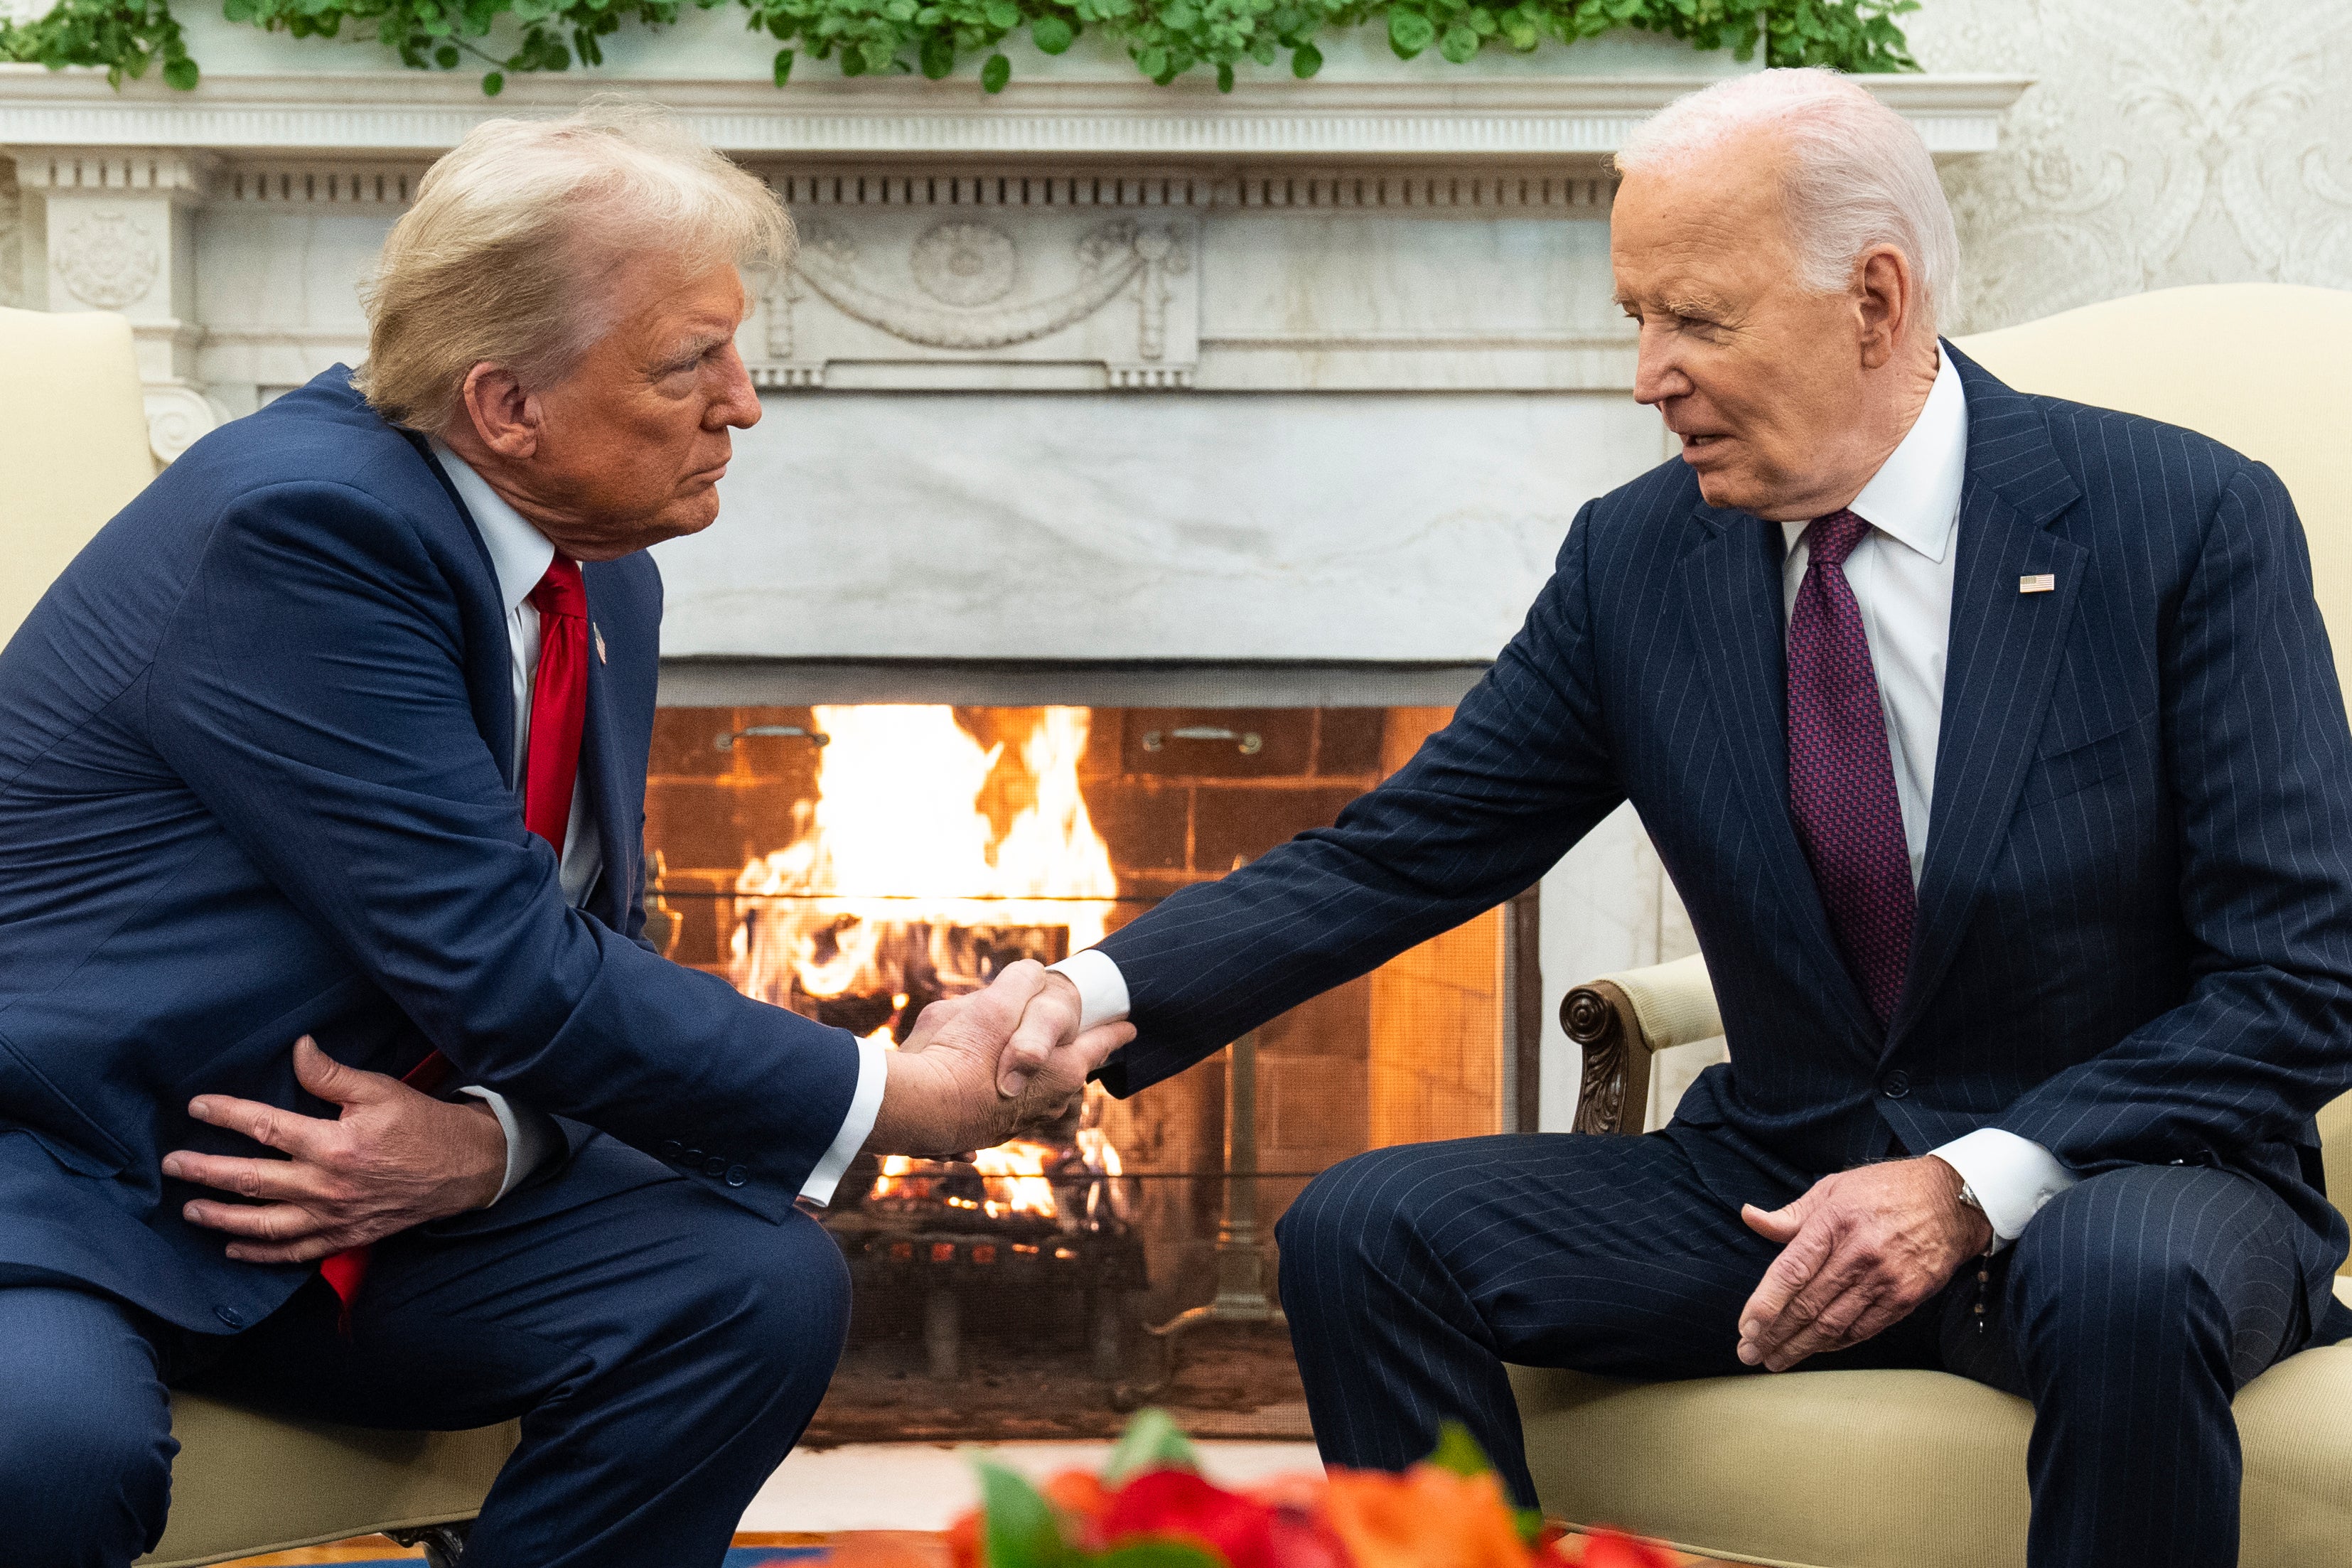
[641,698,1537,1441]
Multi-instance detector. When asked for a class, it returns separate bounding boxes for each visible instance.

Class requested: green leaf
[1214,58,1230,89]
[1385,5,1432,58]
[1105,1409,1201,1485]
[979,47,1008,89]
[434,40,457,61]
[1437,19,1474,59]
[918,31,952,74]
[1096,1542,1228,1568]
[1287,37,1319,75]
[1427,1421,1495,1479]
[981,0,1015,25]
[973,1459,1073,1568]
[772,43,793,80]
[1029,11,1071,52]
[481,67,504,91]
[161,52,198,86]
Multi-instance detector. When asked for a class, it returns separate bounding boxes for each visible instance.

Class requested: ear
[1854,245,1914,372]
[457,362,542,461]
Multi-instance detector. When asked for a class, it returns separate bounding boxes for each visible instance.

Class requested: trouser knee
[0,1392,173,1567]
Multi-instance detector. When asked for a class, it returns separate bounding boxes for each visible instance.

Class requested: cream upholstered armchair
[0,306,520,1566]
[1510,284,2352,1568]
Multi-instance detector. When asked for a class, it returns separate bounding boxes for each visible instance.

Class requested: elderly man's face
[1611,138,1901,521]
[489,254,762,561]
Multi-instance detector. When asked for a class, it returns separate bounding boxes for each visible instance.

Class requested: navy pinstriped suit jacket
[1096,347,2352,1327]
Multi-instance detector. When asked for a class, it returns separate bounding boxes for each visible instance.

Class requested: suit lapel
[1679,502,1885,1049]
[577,563,638,933]
[1886,349,2086,1046]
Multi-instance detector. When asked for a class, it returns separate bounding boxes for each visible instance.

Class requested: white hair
[357,98,794,432]
[1616,68,1959,331]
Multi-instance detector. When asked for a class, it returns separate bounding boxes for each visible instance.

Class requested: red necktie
[1786,510,1916,1027]
[318,557,589,1326]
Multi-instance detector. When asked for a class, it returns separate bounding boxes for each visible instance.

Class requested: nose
[1631,323,1690,409]
[709,342,762,431]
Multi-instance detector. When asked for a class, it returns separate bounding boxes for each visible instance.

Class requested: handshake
[864,960,1135,1159]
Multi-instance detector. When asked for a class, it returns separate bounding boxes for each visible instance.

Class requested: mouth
[1675,432,1731,461]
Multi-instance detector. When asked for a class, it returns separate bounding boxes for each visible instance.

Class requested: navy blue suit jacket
[1097,348,2352,1328]
[0,368,861,1334]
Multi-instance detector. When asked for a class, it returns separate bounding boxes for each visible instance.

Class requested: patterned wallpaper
[1911,0,2352,332]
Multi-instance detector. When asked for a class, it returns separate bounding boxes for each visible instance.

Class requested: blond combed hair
[1616,68,1959,332]
[356,99,794,432]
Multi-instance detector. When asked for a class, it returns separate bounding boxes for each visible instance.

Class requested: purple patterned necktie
[1787,509,1916,1026]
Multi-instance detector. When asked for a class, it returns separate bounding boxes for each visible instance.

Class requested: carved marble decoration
[758,207,1201,390]
[1911,0,2352,331]
[909,220,1018,308]
[53,208,161,309]
[0,162,21,311]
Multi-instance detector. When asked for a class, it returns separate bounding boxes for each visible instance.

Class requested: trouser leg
[1991,1164,2309,1568]
[1274,1128,1818,1505]
[0,1283,178,1568]
[182,1134,852,1568]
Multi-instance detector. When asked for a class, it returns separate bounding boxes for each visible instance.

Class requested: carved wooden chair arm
[1559,953,1721,1135]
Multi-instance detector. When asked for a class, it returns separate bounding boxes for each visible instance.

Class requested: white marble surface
[740,1440,1323,1533]
[655,389,1663,662]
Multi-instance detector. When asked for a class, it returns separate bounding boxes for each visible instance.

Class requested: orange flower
[1568,1527,1680,1568]
[1321,1464,1533,1568]
[1043,1468,1112,1528]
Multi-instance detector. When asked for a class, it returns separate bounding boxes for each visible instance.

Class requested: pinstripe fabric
[1097,346,2352,1319]
[1100,348,2352,1566]
[1274,1133,2309,1568]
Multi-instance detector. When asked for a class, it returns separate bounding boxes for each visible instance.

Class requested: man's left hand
[1736,1154,1992,1372]
[162,1035,508,1264]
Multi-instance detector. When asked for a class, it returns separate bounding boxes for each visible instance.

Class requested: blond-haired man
[0,104,1124,1567]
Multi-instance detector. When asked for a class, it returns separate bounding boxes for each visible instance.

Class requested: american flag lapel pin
[2019,574,2056,595]
[594,623,608,663]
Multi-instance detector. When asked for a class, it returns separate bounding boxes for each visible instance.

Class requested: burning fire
[725,705,1129,1226]
[730,706,1117,1019]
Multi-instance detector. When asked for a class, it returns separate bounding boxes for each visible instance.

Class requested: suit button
[726,1165,748,1187]
[214,1306,246,1329]
[660,1140,684,1161]
[1881,1070,1911,1100]
[684,1148,707,1166]
[703,1156,728,1178]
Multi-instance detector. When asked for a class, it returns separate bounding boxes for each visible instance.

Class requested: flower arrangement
[827,1409,1682,1568]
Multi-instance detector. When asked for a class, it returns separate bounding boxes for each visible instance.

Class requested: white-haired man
[1009,68,2352,1564]
[0,105,1126,1567]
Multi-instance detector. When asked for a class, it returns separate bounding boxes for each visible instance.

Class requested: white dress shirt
[431,442,886,1206]
[1051,349,2078,1247]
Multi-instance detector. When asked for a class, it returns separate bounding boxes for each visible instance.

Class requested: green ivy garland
[1,0,1916,98]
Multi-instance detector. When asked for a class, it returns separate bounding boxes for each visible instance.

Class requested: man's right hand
[866,960,1134,1157]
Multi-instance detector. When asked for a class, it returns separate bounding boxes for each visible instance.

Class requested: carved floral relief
[761,209,1200,389]
[53,208,163,311]
[1912,0,2352,331]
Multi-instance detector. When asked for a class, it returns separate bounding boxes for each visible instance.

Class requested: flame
[723,705,1129,1226]
[729,706,1117,1009]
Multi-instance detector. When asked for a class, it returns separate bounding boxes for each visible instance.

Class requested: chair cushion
[138,1395,518,1568]
[1510,1281,2352,1568]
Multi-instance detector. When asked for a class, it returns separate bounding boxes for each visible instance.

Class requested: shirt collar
[431,438,556,617]
[1779,345,1970,565]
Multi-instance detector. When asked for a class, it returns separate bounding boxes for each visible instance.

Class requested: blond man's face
[516,255,762,562]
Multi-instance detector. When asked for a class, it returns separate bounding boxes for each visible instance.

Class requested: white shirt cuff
[799,1032,888,1206]
[457,1087,566,1204]
[1931,1127,2079,1250]
[1047,947,1132,1031]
